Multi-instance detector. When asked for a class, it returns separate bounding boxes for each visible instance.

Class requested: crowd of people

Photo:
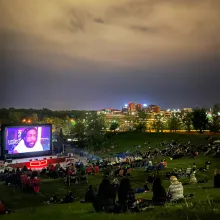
[0,166,40,192]
[79,175,189,213]
[0,139,220,215]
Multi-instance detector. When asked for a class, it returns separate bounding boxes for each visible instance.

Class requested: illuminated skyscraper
[128,102,136,112]
[145,105,160,113]
[135,104,142,112]
[122,106,128,113]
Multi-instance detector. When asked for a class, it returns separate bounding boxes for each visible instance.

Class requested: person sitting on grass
[205,161,211,171]
[147,175,155,183]
[214,169,220,188]
[162,159,167,168]
[0,200,6,215]
[186,166,192,177]
[146,160,153,171]
[192,163,197,171]
[177,168,184,178]
[172,168,178,177]
[85,185,96,203]
[47,193,58,204]
[118,178,136,212]
[0,200,10,214]
[93,178,116,213]
[135,181,150,193]
[60,191,74,203]
[167,176,184,202]
[152,177,167,205]
[189,171,197,184]
[113,178,119,194]
[158,160,165,170]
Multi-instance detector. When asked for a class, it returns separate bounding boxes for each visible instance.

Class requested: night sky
[0,0,220,110]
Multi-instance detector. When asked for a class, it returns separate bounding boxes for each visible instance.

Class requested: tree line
[0,104,219,150]
[146,104,220,134]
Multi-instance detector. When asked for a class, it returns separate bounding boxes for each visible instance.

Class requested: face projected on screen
[12,127,44,154]
[24,128,37,148]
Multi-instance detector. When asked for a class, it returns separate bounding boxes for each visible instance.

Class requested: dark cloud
[129,24,175,35]
[0,0,220,110]
[130,26,151,33]
[93,18,105,24]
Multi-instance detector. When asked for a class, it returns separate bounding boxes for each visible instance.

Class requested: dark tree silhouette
[191,109,209,134]
[110,121,119,131]
[181,111,192,132]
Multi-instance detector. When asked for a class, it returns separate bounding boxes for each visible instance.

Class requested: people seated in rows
[55,163,61,170]
[165,168,184,180]
[86,166,93,175]
[91,177,137,213]
[167,176,184,202]
[113,165,132,177]
[47,192,74,204]
[22,166,28,172]
[214,169,220,188]
[146,159,167,171]
[91,175,188,214]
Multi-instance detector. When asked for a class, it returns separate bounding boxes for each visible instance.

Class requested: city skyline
[1,0,220,110]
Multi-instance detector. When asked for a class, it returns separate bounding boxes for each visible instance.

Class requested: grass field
[1,132,220,220]
[104,132,218,155]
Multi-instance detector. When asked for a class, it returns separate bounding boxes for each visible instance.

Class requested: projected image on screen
[5,126,51,154]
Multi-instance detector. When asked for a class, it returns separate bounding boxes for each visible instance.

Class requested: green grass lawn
[106,132,218,154]
[1,132,220,220]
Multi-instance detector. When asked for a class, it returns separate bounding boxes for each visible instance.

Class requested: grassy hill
[103,132,217,155]
[1,132,220,220]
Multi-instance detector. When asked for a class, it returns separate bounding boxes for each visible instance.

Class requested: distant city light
[167,109,170,112]
[143,104,147,107]
[124,104,128,107]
